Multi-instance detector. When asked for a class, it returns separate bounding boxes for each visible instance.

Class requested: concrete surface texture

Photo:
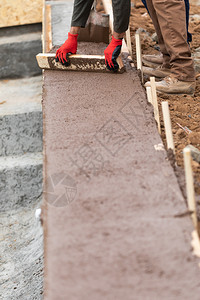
[0,74,44,298]
[0,202,43,299]
[0,152,43,211]
[0,25,42,79]
[0,76,43,156]
[43,62,200,299]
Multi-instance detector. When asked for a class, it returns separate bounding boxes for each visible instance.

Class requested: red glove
[104,36,122,72]
[56,32,78,66]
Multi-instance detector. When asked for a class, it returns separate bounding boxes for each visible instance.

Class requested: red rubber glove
[104,36,122,72]
[56,32,78,66]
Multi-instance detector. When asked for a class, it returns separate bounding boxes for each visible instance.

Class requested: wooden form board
[44,4,52,52]
[36,53,125,73]
[102,0,114,32]
[0,0,43,28]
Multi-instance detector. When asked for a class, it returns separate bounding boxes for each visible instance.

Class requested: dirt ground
[128,1,200,202]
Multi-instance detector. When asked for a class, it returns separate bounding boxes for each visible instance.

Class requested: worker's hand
[104,36,122,72]
[56,32,78,66]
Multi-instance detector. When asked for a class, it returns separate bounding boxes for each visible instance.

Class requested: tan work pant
[146,0,195,81]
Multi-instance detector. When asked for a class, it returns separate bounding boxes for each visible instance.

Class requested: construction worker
[56,0,131,72]
[141,0,192,43]
[144,0,195,94]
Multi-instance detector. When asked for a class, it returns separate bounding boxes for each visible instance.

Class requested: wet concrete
[43,60,200,299]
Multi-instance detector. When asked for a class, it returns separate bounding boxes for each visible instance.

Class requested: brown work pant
[146,0,195,81]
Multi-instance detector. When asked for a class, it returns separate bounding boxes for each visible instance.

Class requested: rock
[188,132,200,145]
[190,14,200,21]
[136,27,150,36]
[194,58,200,73]
[195,46,200,53]
[176,128,186,139]
[154,45,160,51]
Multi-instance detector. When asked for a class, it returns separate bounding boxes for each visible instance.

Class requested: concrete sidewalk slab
[0,76,42,156]
[0,31,42,79]
[0,202,43,299]
[42,65,200,299]
[0,152,43,211]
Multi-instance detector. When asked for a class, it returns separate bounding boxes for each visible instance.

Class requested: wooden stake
[135,33,143,83]
[185,145,200,164]
[42,0,46,53]
[45,4,52,52]
[183,148,198,229]
[150,77,161,134]
[146,86,152,104]
[135,33,142,70]
[161,101,175,153]
[126,26,132,58]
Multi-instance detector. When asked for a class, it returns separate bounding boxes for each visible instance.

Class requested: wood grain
[0,0,43,28]
[36,53,125,73]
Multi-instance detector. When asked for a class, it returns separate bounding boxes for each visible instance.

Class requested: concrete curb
[0,152,43,211]
[0,109,43,156]
[0,31,42,79]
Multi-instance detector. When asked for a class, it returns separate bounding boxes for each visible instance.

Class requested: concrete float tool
[36,52,125,73]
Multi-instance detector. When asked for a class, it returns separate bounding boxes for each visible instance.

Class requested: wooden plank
[135,33,143,83]
[126,26,132,58]
[0,0,43,28]
[135,33,142,70]
[36,53,125,73]
[45,4,52,53]
[191,230,200,257]
[42,0,46,53]
[146,86,152,104]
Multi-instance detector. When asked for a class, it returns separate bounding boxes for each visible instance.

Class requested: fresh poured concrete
[43,64,200,299]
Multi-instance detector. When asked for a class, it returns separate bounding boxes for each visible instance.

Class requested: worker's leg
[104,0,130,71]
[56,0,94,64]
[144,0,192,43]
[152,0,195,81]
[112,0,131,33]
[146,0,170,68]
[71,0,94,28]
